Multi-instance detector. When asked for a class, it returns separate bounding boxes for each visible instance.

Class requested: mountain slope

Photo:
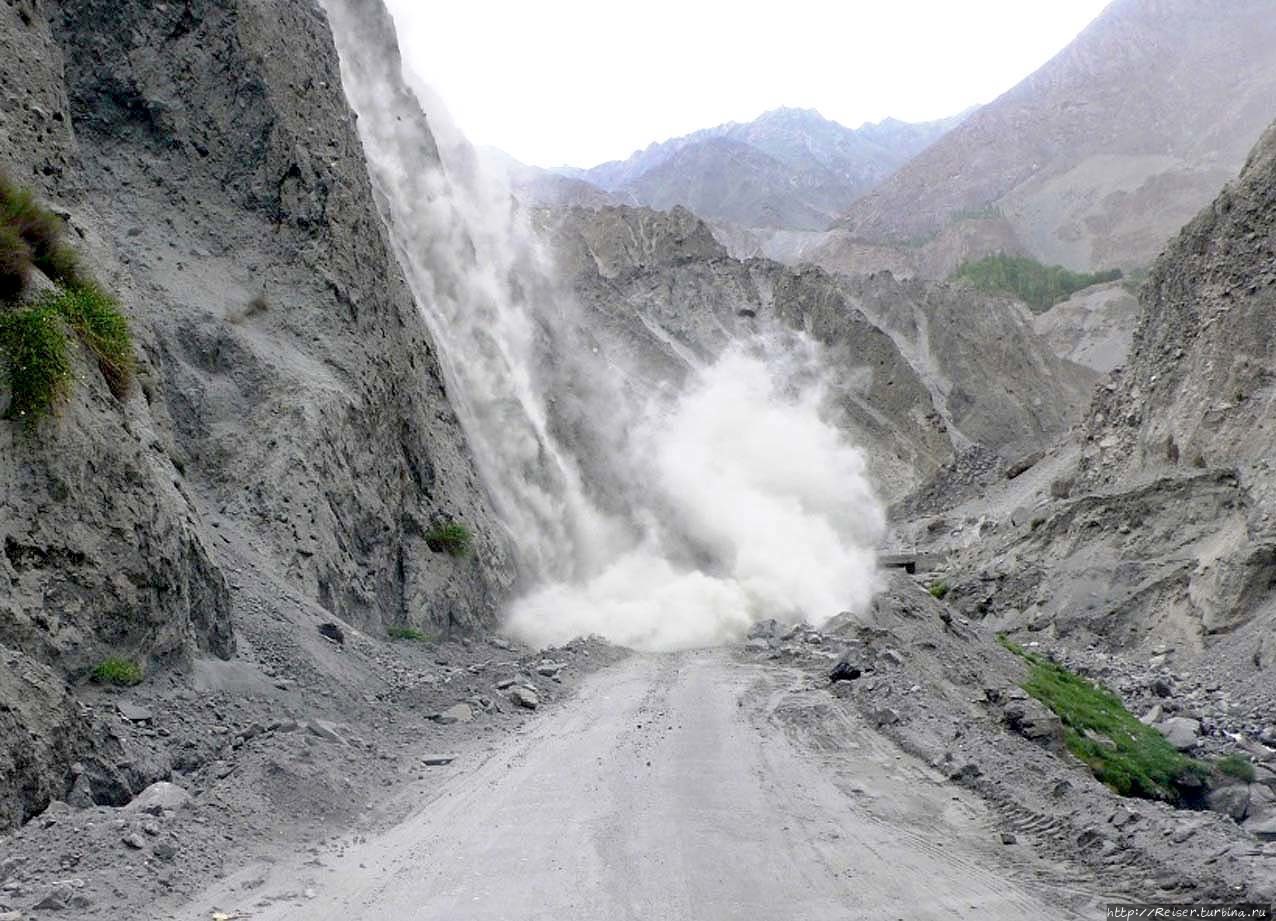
[558,107,964,231]
[835,0,1276,273]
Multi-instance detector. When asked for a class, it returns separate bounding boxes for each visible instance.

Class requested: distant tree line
[952,253,1122,312]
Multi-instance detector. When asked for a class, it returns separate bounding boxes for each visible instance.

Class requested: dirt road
[179,650,1087,920]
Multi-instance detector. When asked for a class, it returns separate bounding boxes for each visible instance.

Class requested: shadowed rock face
[0,0,511,827]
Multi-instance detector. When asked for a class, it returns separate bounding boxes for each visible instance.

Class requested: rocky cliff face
[914,120,1276,663]
[0,0,510,828]
[541,204,1093,501]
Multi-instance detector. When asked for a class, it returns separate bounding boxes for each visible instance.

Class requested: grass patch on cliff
[0,171,81,299]
[0,301,72,421]
[387,625,434,642]
[90,658,143,687]
[425,521,472,557]
[51,282,133,398]
[952,253,1122,312]
[998,636,1206,801]
[0,283,133,421]
[928,580,949,600]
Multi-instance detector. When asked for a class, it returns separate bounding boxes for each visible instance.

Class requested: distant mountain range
[548,107,968,231]
[831,0,1276,274]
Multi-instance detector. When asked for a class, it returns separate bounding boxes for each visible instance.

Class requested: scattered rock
[1244,806,1276,839]
[829,653,863,683]
[1109,807,1136,829]
[422,755,455,766]
[121,832,146,850]
[535,662,562,677]
[509,687,539,710]
[124,781,191,816]
[318,622,345,645]
[1000,831,1017,845]
[433,703,474,725]
[870,707,901,727]
[116,702,154,723]
[306,720,346,744]
[33,888,72,911]
[1206,784,1250,822]
[878,648,905,666]
[1003,699,1066,753]
[1157,716,1200,751]
[152,841,177,862]
[1005,450,1044,480]
[748,619,781,640]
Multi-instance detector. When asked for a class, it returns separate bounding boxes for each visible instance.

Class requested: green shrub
[91,657,143,686]
[47,282,133,397]
[0,223,32,300]
[0,172,82,300]
[952,253,1122,313]
[425,521,472,557]
[928,580,950,600]
[387,625,431,642]
[999,637,1207,801]
[0,302,71,421]
[1217,754,1256,783]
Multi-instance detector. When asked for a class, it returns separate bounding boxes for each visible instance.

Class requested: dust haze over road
[181,651,1085,920]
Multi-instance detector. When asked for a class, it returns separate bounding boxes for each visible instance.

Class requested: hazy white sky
[384,0,1112,169]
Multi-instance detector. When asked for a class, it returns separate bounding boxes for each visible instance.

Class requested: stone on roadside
[422,755,455,766]
[433,703,474,725]
[122,832,146,850]
[870,707,901,727]
[124,781,191,815]
[748,619,781,640]
[1205,784,1250,822]
[116,701,154,723]
[829,653,863,683]
[1003,699,1065,753]
[306,719,346,743]
[1244,806,1276,839]
[317,622,345,645]
[1157,716,1200,751]
[509,687,539,710]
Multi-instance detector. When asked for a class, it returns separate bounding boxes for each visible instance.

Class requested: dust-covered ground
[0,607,624,919]
[173,649,1089,920]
